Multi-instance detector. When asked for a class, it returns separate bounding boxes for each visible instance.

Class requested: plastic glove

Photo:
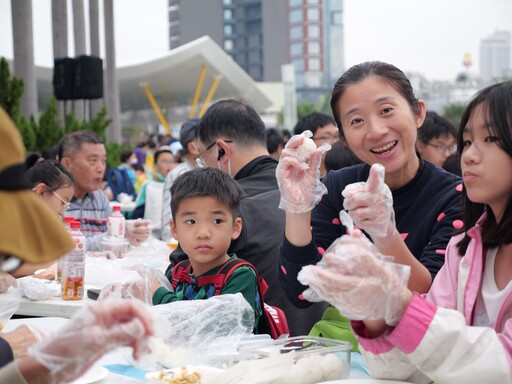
[28,298,154,383]
[126,219,152,246]
[0,325,49,358]
[0,271,17,293]
[342,163,395,243]
[276,130,331,213]
[34,263,57,280]
[99,266,173,304]
[298,229,411,326]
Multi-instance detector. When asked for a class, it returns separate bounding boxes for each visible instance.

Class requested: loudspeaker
[52,56,103,100]
[53,57,75,100]
[73,55,103,99]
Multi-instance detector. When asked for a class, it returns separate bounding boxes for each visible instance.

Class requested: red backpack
[170,258,289,340]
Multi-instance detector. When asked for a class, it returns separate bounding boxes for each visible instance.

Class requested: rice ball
[296,137,316,160]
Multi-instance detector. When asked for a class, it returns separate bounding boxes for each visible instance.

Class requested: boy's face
[170,196,242,276]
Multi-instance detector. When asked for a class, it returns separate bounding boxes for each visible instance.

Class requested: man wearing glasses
[293,112,339,179]
[416,111,458,168]
[169,99,328,336]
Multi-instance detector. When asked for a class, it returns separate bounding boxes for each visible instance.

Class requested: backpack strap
[170,259,193,290]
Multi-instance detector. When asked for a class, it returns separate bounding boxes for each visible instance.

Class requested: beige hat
[0,108,74,264]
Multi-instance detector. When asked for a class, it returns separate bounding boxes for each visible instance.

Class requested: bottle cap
[112,205,122,212]
[63,216,75,223]
[70,221,81,229]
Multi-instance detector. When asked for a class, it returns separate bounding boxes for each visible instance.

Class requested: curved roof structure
[32,36,272,119]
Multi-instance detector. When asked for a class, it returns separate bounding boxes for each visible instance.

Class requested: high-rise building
[168,0,345,103]
[479,30,511,86]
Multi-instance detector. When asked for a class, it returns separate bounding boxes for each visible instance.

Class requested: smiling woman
[277,61,464,309]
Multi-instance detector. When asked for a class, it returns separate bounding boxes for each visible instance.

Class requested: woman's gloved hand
[342,163,396,245]
[298,229,411,326]
[276,130,330,213]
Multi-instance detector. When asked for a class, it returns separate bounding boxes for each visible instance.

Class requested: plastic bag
[19,277,61,300]
[133,293,254,370]
[0,282,22,330]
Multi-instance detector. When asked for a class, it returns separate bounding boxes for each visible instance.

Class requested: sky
[0,0,511,82]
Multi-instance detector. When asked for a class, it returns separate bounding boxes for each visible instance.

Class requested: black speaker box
[73,55,103,100]
[53,57,75,100]
[52,56,103,100]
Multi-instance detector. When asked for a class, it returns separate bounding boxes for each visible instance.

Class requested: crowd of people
[1,60,511,383]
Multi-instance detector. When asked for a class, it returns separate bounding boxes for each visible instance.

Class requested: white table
[15,238,171,318]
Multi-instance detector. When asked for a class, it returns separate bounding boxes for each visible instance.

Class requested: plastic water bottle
[57,217,76,282]
[108,205,125,238]
[61,221,86,300]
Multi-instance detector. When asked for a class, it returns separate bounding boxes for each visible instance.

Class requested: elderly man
[0,109,154,383]
[58,131,151,250]
[169,99,327,336]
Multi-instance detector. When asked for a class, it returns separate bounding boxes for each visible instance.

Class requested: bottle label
[61,231,86,300]
[108,215,126,238]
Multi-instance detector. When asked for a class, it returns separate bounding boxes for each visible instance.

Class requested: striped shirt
[66,190,110,251]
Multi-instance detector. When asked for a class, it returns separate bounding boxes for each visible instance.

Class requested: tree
[443,103,465,130]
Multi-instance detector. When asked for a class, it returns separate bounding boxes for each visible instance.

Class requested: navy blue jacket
[278,160,463,308]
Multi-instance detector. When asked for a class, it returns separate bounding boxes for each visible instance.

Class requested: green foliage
[277,92,334,128]
[105,142,131,168]
[443,103,465,130]
[0,57,24,119]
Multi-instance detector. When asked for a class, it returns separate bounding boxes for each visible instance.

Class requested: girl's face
[38,184,74,217]
[336,76,426,189]
[461,103,512,222]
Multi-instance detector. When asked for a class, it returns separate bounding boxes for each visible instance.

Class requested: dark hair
[282,129,292,141]
[265,128,283,154]
[154,148,173,164]
[330,61,421,139]
[120,149,134,163]
[456,81,512,254]
[442,153,461,176]
[58,130,104,160]
[196,99,266,148]
[26,159,74,191]
[132,163,145,172]
[324,141,362,173]
[171,167,245,220]
[293,112,336,136]
[42,144,59,161]
[418,111,458,144]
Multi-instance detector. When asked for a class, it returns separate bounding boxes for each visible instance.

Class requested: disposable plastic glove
[276,130,331,213]
[298,229,411,326]
[126,219,152,246]
[342,163,395,244]
[99,266,173,304]
[0,325,48,358]
[0,271,17,293]
[28,298,154,384]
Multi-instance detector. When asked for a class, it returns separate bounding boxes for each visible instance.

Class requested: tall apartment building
[479,30,511,86]
[168,0,344,103]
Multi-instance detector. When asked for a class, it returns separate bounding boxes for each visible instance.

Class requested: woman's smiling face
[337,76,426,189]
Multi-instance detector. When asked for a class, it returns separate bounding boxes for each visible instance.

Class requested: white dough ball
[296,137,317,160]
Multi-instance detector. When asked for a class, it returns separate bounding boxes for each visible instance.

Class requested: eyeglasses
[426,142,457,155]
[50,189,71,213]
[194,140,233,168]
[312,134,339,144]
[156,160,175,165]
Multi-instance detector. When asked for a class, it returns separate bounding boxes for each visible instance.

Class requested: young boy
[152,167,262,328]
